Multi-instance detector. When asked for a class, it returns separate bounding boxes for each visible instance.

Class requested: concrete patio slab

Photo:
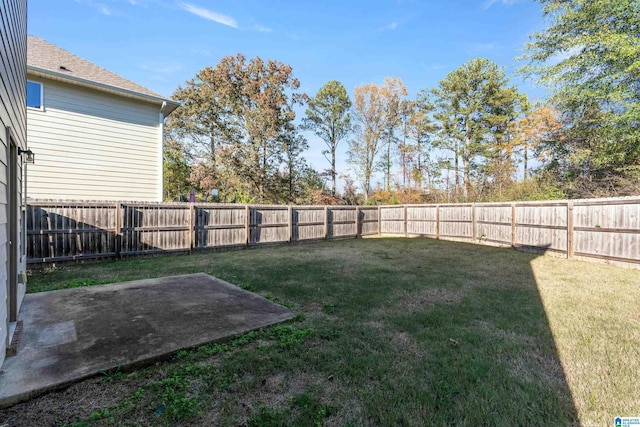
[0,273,294,408]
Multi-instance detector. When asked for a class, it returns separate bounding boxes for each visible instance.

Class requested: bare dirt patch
[472,320,536,346]
[364,320,426,359]
[396,287,464,313]
[390,331,424,359]
[0,373,145,427]
[506,347,567,388]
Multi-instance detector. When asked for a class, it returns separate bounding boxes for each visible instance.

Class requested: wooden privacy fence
[26,202,380,263]
[27,197,640,268]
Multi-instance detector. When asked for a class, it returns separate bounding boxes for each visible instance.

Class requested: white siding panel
[0,0,27,369]
[27,77,162,201]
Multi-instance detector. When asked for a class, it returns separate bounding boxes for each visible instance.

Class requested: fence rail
[27,197,640,268]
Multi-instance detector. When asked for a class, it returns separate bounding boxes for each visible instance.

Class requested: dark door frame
[6,127,19,323]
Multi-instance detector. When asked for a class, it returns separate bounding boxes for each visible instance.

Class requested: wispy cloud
[482,0,518,9]
[253,24,272,33]
[379,21,399,31]
[98,4,112,15]
[177,2,238,28]
[75,0,113,16]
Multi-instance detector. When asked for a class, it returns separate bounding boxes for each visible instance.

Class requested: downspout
[159,101,167,202]
[22,158,27,266]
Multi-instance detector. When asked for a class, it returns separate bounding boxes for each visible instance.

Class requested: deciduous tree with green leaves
[302,80,352,196]
[521,0,640,192]
[162,138,191,201]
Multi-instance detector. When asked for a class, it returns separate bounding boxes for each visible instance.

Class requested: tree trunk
[463,155,470,199]
[523,143,529,181]
[364,171,370,202]
[386,134,391,191]
[331,147,337,196]
[290,167,294,203]
[400,133,407,188]
[260,139,267,202]
[463,120,471,199]
[454,139,460,197]
[416,139,423,189]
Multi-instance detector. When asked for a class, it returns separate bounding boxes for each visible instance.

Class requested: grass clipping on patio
[6,238,640,426]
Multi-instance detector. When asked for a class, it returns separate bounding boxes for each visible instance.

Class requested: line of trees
[164,0,640,204]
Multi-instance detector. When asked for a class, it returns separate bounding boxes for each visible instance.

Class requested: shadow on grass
[371,241,579,425]
[228,238,581,425]
[16,237,580,425]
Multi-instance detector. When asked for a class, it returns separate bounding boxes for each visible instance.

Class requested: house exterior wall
[26,77,163,202]
[0,0,27,368]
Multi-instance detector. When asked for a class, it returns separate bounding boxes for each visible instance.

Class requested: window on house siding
[26,81,43,109]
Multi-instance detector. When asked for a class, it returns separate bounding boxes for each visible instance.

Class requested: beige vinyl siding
[0,0,27,368]
[27,77,163,201]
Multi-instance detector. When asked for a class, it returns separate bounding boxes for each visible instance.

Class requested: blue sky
[29,0,548,190]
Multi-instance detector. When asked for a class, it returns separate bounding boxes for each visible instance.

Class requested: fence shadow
[194,207,209,249]
[28,206,122,261]
[28,205,171,262]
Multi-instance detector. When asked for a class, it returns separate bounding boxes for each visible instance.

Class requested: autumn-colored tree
[379,77,408,190]
[167,54,307,203]
[302,80,352,196]
[349,85,387,200]
[221,55,306,202]
[349,78,408,200]
[510,104,563,180]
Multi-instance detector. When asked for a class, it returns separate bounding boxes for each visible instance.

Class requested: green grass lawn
[6,238,640,426]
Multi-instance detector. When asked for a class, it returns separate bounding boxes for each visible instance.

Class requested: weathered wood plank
[25,197,640,268]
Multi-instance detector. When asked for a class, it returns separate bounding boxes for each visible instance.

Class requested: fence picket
[25,197,640,269]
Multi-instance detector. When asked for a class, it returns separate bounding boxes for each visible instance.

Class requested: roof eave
[27,65,181,116]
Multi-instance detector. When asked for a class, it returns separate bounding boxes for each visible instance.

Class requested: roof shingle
[27,35,168,100]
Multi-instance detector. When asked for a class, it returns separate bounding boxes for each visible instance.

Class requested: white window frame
[26,80,43,111]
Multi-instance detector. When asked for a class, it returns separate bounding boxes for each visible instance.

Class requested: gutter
[27,65,181,116]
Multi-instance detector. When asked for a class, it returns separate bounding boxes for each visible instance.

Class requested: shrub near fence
[27,197,640,268]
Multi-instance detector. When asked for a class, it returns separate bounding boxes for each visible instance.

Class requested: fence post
[189,203,194,253]
[324,206,329,240]
[355,206,360,237]
[288,206,293,243]
[472,203,476,241]
[567,201,574,259]
[378,206,382,236]
[435,204,440,240]
[115,202,121,259]
[511,202,516,248]
[244,205,251,248]
[404,205,408,237]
